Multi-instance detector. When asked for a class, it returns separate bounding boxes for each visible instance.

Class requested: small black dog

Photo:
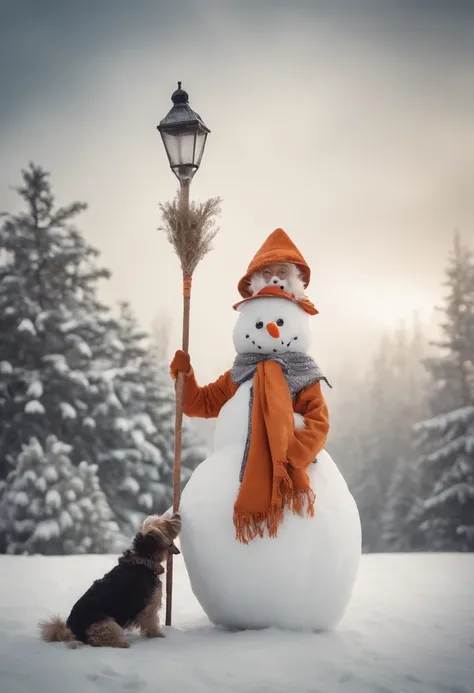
[39,512,181,648]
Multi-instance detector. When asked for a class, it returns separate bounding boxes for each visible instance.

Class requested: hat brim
[233,286,318,316]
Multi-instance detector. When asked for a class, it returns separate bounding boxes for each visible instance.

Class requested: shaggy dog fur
[39,512,181,648]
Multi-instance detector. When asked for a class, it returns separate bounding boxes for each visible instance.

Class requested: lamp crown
[171,82,189,106]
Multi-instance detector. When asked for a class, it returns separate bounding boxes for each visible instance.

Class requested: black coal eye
[256,321,263,329]
[276,319,284,327]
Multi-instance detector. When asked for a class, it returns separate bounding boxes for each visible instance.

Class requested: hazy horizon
[1,0,473,383]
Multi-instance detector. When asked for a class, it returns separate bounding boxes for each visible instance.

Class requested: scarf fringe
[290,487,316,517]
[278,462,315,517]
[233,507,284,545]
[276,460,293,496]
[234,486,316,544]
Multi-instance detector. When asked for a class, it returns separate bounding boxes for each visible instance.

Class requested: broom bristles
[159,196,221,276]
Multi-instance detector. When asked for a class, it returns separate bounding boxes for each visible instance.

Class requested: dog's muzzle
[169,541,180,555]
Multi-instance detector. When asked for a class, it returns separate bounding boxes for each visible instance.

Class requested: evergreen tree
[379,318,431,551]
[142,346,209,511]
[0,165,170,540]
[89,302,169,533]
[150,313,173,363]
[0,163,211,548]
[381,455,423,551]
[411,234,474,551]
[330,319,430,552]
[0,435,124,555]
[181,421,209,484]
[425,233,474,412]
[0,163,112,469]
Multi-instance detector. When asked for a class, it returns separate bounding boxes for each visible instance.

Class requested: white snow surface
[26,380,44,398]
[17,318,36,334]
[0,553,472,693]
[45,489,62,510]
[59,402,77,420]
[76,340,92,359]
[24,399,46,415]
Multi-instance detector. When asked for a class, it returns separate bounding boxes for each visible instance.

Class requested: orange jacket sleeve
[181,367,238,419]
[287,381,329,469]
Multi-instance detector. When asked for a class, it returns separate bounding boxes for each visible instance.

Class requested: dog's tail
[39,615,76,645]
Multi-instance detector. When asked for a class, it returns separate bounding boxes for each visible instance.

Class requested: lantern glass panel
[194,130,208,168]
[161,130,195,168]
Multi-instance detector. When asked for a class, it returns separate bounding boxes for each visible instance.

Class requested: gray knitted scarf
[231,351,331,397]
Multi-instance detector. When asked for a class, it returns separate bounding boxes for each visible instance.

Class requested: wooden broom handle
[172,274,191,511]
[165,272,192,626]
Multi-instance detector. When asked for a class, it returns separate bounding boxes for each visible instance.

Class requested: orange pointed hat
[237,228,311,298]
[234,229,318,315]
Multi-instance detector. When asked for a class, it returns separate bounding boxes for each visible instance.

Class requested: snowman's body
[179,296,361,631]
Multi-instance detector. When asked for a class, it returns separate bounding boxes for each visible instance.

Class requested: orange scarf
[233,361,315,544]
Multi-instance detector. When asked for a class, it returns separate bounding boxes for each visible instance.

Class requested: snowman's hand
[170,350,191,379]
[287,382,329,469]
[169,354,237,419]
[293,412,306,430]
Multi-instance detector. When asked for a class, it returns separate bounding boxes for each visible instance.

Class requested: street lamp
[157,82,210,193]
[157,82,211,627]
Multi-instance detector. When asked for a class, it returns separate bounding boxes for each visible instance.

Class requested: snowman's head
[233,296,311,355]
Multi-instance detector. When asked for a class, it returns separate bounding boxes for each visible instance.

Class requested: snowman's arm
[287,381,329,469]
[182,367,236,419]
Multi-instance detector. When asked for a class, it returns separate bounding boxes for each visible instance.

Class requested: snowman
[171,229,361,631]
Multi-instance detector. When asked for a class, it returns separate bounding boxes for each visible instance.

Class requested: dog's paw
[144,628,165,639]
[170,512,181,528]
[117,640,130,648]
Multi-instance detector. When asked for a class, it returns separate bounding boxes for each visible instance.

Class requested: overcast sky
[1,0,473,384]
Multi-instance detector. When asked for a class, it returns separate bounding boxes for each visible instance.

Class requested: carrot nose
[266,322,280,338]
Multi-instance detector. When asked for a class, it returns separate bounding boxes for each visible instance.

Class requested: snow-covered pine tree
[89,302,168,534]
[330,319,430,552]
[0,164,163,542]
[425,234,474,414]
[410,233,474,551]
[141,344,209,511]
[355,334,397,552]
[0,435,124,555]
[379,318,431,551]
[181,421,209,485]
[0,164,113,470]
[325,363,364,489]
[381,455,424,551]
[74,458,126,554]
[149,313,173,364]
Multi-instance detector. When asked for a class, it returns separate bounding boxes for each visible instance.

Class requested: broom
[159,185,221,626]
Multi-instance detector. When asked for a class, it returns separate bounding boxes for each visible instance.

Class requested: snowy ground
[0,553,473,693]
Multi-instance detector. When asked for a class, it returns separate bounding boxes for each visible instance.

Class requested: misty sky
[1,0,473,384]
